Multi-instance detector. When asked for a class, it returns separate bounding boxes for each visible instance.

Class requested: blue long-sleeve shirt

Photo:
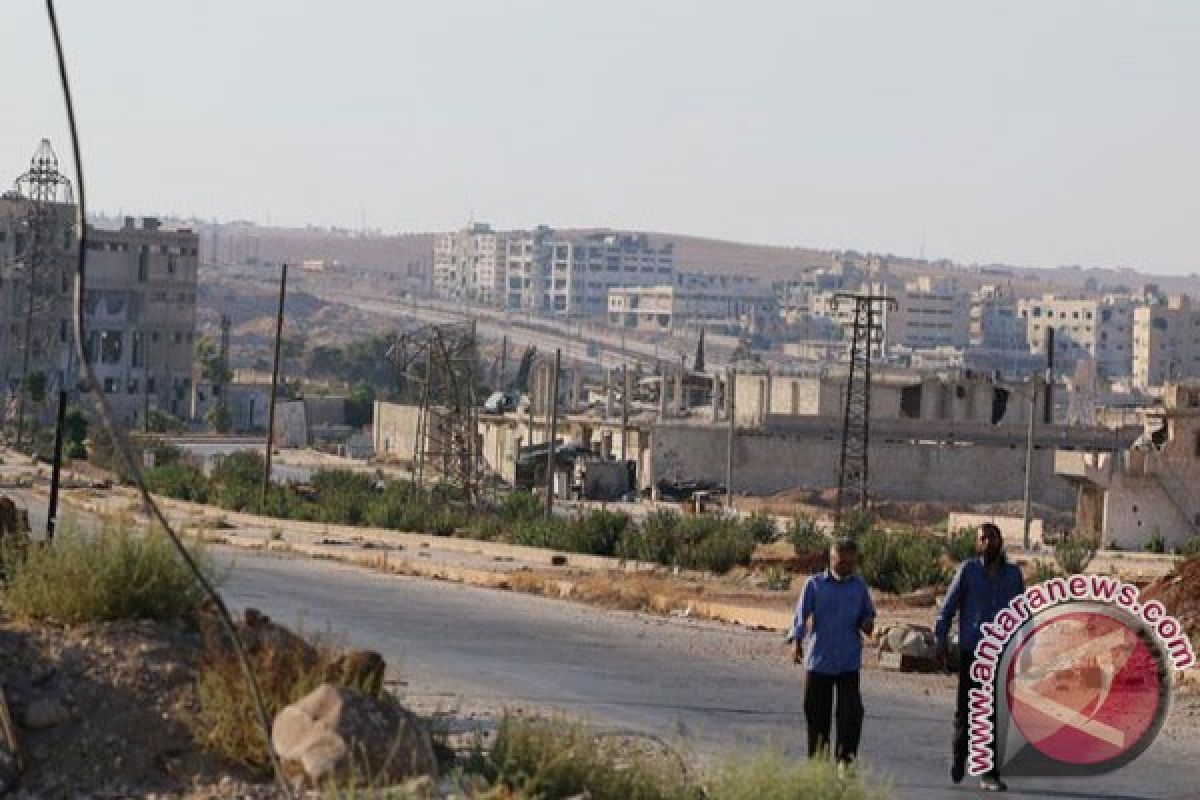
[934,556,1025,657]
[792,570,876,675]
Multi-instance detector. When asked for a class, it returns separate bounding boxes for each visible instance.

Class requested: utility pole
[261,263,288,513]
[726,367,736,510]
[142,327,150,433]
[46,389,68,540]
[1022,376,1039,551]
[544,348,561,519]
[620,364,629,466]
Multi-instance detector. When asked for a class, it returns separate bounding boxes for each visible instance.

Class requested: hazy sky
[4,1,1198,274]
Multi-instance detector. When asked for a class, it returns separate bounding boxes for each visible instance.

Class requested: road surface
[215,548,1200,800]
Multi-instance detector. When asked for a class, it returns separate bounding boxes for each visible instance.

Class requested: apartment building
[1132,295,1200,391]
[83,217,200,425]
[1017,293,1135,378]
[437,223,675,317]
[432,222,504,305]
[970,283,1026,350]
[885,276,970,349]
[0,193,75,401]
[607,277,774,333]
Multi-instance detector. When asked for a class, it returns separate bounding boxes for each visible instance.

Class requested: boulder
[272,684,436,789]
[22,697,70,730]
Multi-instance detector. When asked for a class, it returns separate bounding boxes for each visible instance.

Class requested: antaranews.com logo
[968,574,1196,778]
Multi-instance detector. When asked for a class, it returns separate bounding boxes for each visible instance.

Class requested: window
[138,249,148,282]
[100,331,123,364]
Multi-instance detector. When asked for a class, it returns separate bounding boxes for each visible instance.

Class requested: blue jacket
[793,570,876,675]
[934,556,1025,656]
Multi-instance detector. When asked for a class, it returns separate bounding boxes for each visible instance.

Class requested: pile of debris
[1142,556,1200,640]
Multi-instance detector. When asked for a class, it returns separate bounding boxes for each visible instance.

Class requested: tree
[346,383,375,428]
[206,403,232,434]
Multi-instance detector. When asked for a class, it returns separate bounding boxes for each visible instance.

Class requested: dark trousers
[953,653,997,773]
[804,670,864,763]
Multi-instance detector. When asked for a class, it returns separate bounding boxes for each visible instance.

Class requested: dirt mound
[0,615,278,798]
[1142,557,1200,638]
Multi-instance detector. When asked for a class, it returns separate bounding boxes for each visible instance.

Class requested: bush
[1180,536,1200,557]
[1145,528,1166,554]
[312,469,376,526]
[1028,560,1058,584]
[145,463,211,503]
[509,512,628,557]
[835,510,877,540]
[1055,535,1097,575]
[858,530,946,594]
[3,524,208,624]
[483,715,695,800]
[947,527,977,562]
[741,513,778,545]
[618,510,682,565]
[499,490,543,523]
[680,518,757,574]
[788,515,829,556]
[211,450,268,512]
[707,750,887,800]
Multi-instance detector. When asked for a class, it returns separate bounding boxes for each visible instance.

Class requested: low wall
[653,423,1078,509]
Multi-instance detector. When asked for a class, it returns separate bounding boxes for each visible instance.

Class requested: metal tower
[386,322,483,507]
[10,140,74,446]
[831,292,896,525]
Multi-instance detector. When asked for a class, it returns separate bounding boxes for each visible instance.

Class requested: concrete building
[540,231,674,317]
[607,280,774,333]
[1018,293,1136,378]
[970,283,1026,350]
[82,217,199,425]
[0,192,75,405]
[884,276,971,350]
[1132,295,1200,391]
[1063,381,1200,549]
[433,222,504,305]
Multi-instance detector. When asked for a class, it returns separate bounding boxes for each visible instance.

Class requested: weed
[1055,535,1097,575]
[947,527,977,562]
[788,515,829,556]
[3,523,208,624]
[706,750,888,800]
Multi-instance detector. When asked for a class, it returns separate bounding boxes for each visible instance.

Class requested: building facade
[1018,293,1136,378]
[433,222,504,305]
[83,217,200,425]
[607,274,773,333]
[1132,295,1200,391]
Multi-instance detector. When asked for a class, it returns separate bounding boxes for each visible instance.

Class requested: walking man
[935,522,1025,792]
[791,537,875,766]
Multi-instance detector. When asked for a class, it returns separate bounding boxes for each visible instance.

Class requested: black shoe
[980,773,1008,792]
[950,757,965,784]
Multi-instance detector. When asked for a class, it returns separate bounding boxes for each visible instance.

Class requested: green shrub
[707,750,887,800]
[741,513,778,545]
[145,463,211,503]
[618,510,682,565]
[835,510,877,540]
[1180,536,1200,557]
[681,519,757,573]
[3,524,208,624]
[947,527,977,562]
[1028,560,1058,584]
[499,490,543,522]
[1055,535,1097,575]
[788,515,829,556]
[509,512,627,557]
[859,530,946,594]
[211,450,268,511]
[1144,528,1166,554]
[484,715,696,800]
[311,469,376,526]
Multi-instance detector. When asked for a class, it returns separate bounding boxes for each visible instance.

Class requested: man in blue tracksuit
[935,523,1025,792]
[792,537,876,766]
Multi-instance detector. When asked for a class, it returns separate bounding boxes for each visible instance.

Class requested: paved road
[216,549,1200,800]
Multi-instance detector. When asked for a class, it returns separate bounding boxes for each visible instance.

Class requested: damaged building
[1062,381,1200,549]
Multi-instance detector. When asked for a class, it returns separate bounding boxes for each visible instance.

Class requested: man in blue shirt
[792,537,876,766]
[935,523,1025,792]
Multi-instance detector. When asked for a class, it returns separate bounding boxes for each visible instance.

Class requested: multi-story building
[82,217,199,425]
[970,283,1026,350]
[1017,293,1136,378]
[607,277,774,333]
[432,222,504,305]
[439,223,675,317]
[884,276,971,350]
[1132,295,1200,391]
[0,192,76,405]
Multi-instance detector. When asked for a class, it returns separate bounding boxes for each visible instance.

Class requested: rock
[272,684,436,789]
[897,628,934,659]
[23,696,70,729]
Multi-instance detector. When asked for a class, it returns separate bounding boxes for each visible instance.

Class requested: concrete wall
[274,401,308,448]
[373,402,422,463]
[303,396,346,428]
[652,422,1077,509]
[946,512,1045,549]
[1103,473,1194,550]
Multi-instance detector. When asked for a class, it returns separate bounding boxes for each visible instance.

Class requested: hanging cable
[42,1,294,795]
